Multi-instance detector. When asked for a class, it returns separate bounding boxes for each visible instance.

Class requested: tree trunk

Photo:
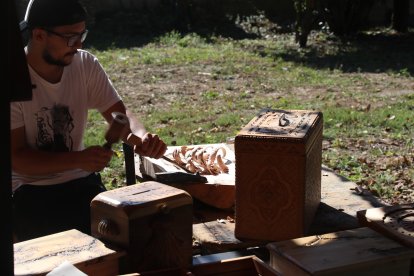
[392,0,409,32]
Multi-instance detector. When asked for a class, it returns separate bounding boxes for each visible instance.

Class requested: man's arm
[102,100,167,159]
[11,126,113,175]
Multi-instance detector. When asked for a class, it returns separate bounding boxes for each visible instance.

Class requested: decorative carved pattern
[249,166,293,223]
[384,207,414,236]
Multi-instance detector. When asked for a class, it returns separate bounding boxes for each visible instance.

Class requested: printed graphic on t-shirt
[35,104,74,152]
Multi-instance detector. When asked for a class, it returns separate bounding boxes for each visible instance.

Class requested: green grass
[84,110,126,188]
[323,97,414,139]
[85,30,414,203]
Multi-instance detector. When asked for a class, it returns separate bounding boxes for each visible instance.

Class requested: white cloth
[10,49,121,192]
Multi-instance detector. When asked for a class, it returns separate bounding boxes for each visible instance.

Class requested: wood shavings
[172,145,229,175]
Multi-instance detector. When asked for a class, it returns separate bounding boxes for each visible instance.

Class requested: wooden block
[357,203,414,248]
[235,109,323,241]
[14,229,125,276]
[91,181,193,273]
[267,227,414,276]
[139,143,236,210]
[193,221,267,255]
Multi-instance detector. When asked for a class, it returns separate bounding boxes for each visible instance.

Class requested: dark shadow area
[17,0,414,75]
[309,195,386,235]
[86,25,257,50]
[193,246,270,263]
[85,5,414,77]
[309,202,362,235]
[86,12,261,50]
[84,1,295,50]
[307,166,388,236]
[271,30,414,75]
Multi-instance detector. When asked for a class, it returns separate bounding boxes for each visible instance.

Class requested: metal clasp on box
[279,113,290,127]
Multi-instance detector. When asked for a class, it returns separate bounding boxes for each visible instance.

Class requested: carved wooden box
[90,181,193,273]
[235,109,323,241]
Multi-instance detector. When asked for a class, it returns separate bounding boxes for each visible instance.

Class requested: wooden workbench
[135,147,387,256]
[14,162,391,275]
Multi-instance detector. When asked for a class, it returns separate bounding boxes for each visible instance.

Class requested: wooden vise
[90,181,193,273]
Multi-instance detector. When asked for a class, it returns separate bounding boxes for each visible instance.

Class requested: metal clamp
[279,113,290,127]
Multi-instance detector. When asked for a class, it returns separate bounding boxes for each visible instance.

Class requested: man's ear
[31,28,47,43]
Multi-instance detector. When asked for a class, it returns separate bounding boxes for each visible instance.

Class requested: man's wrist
[126,133,142,147]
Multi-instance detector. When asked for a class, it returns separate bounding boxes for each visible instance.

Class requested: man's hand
[79,146,113,172]
[127,133,167,159]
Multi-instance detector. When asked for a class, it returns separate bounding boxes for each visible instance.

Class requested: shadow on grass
[85,9,414,76]
[271,31,414,76]
[83,0,295,49]
[84,10,260,50]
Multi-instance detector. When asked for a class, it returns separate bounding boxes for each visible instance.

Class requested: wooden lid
[91,181,192,218]
[267,227,414,274]
[237,109,322,140]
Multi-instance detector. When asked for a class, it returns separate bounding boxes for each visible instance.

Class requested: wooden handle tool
[103,112,129,149]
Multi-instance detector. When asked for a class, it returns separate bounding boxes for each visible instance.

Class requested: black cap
[27,0,87,28]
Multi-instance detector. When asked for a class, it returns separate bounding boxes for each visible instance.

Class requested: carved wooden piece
[357,203,414,248]
[14,229,124,276]
[235,109,323,241]
[140,143,236,209]
[90,181,193,273]
[267,227,414,276]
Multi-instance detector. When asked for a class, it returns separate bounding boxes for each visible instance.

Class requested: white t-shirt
[10,49,121,192]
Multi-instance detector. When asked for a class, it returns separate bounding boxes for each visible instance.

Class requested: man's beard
[42,49,77,67]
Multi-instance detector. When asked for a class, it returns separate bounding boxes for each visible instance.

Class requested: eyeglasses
[43,29,88,47]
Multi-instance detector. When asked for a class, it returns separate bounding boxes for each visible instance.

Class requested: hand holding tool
[127,133,190,171]
[127,133,206,182]
[103,112,129,149]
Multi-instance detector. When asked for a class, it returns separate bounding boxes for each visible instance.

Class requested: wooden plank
[14,229,125,276]
[193,221,268,255]
[267,227,414,276]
